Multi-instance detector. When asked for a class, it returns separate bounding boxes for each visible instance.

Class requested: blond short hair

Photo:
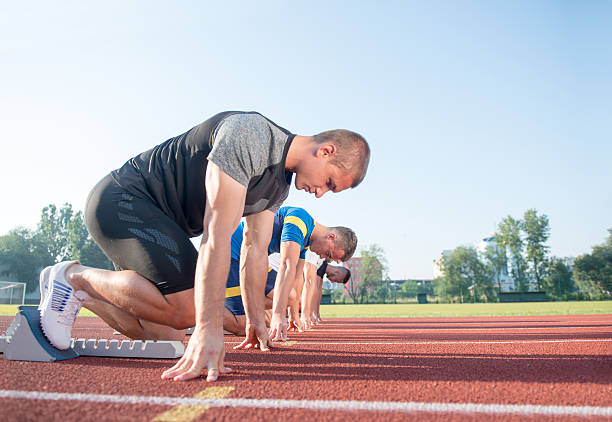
[330,226,358,261]
[313,129,370,187]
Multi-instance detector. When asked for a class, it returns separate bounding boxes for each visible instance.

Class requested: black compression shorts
[85,174,198,295]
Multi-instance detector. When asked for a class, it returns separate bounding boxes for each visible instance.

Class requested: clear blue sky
[1,1,610,279]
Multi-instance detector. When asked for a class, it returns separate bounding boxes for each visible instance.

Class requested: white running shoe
[40,261,85,350]
[37,265,53,310]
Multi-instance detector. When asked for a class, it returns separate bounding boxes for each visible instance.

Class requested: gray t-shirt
[111,111,294,237]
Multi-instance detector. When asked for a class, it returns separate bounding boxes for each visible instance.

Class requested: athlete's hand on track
[234,320,272,351]
[161,326,231,382]
[300,315,312,330]
[268,313,288,341]
[288,310,304,332]
[288,317,304,332]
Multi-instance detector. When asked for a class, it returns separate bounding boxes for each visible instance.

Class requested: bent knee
[164,290,195,329]
[138,322,185,341]
[168,309,194,330]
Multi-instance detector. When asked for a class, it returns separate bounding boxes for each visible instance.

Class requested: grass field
[1,301,611,318]
[318,301,612,318]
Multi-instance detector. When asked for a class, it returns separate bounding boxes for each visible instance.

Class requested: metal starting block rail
[0,306,184,362]
[71,338,183,359]
[185,326,235,336]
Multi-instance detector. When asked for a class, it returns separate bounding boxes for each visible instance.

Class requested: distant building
[436,233,553,292]
[344,257,364,297]
[435,236,518,291]
[476,234,515,292]
[342,256,383,297]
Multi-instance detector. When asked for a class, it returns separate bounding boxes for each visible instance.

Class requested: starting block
[0,306,184,362]
[71,338,183,359]
[0,306,78,361]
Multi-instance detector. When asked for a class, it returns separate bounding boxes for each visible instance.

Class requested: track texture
[1,314,611,421]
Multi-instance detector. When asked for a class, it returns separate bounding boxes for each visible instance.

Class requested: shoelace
[50,279,83,327]
[56,297,82,326]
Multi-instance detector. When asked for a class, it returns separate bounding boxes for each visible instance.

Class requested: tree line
[333,243,433,304]
[0,203,113,292]
[435,209,611,302]
[2,205,610,302]
[329,210,611,304]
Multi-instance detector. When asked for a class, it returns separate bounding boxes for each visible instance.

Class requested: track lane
[1,314,610,421]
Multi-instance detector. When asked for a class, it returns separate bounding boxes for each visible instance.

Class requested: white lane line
[323,319,612,325]
[0,390,610,417]
[225,339,612,345]
[318,326,612,331]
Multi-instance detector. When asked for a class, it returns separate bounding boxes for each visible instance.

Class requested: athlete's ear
[317,143,336,159]
[328,232,337,241]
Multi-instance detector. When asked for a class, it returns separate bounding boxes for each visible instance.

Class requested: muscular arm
[314,275,324,323]
[162,162,245,382]
[288,259,305,331]
[196,167,246,327]
[301,262,319,328]
[234,210,274,350]
[269,241,301,341]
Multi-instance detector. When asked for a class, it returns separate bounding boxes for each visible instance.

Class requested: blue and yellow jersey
[230,206,315,260]
[226,207,315,316]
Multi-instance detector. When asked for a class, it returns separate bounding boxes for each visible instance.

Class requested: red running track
[1,314,611,422]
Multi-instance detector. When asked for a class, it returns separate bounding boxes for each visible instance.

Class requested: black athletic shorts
[85,174,198,295]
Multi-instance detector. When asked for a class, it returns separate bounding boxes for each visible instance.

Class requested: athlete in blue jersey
[224,206,357,340]
[230,207,317,260]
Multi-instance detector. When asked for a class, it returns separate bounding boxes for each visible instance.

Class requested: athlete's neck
[285,135,314,172]
[310,223,328,242]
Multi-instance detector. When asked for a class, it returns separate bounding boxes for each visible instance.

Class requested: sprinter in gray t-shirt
[38,110,370,383]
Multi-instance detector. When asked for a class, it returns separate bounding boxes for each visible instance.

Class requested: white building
[434,235,522,292]
[476,234,515,292]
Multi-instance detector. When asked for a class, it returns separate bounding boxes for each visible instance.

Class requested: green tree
[400,280,419,298]
[38,203,75,262]
[65,210,89,261]
[374,284,389,303]
[541,258,575,299]
[497,216,529,291]
[522,209,550,290]
[344,275,362,304]
[435,246,494,303]
[573,229,612,299]
[0,203,113,294]
[331,287,345,304]
[37,203,113,269]
[80,237,114,269]
[344,244,387,304]
[358,244,387,304]
[0,228,53,292]
[482,238,508,294]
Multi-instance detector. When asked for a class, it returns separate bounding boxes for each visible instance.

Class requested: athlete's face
[310,235,345,263]
[326,266,349,283]
[295,144,354,198]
